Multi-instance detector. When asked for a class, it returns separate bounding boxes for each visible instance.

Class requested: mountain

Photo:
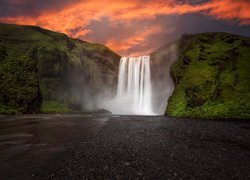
[0,23,120,114]
[157,32,250,119]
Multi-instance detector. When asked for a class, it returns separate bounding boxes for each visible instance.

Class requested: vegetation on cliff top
[166,32,250,119]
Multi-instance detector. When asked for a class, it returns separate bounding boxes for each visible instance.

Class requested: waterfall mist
[150,44,177,114]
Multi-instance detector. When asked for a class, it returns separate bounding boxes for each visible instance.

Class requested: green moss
[0,46,41,114]
[166,32,250,119]
[166,86,187,116]
[41,101,72,113]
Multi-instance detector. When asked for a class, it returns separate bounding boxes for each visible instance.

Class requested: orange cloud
[0,0,249,55]
[106,25,164,55]
[204,0,250,24]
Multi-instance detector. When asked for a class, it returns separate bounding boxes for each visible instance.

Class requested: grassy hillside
[0,23,120,114]
[166,32,250,119]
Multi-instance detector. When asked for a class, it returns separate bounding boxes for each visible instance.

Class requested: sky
[0,0,250,56]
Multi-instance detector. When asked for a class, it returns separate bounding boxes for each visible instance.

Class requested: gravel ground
[0,115,250,179]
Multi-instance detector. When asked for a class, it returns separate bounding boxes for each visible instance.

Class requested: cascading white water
[106,55,154,115]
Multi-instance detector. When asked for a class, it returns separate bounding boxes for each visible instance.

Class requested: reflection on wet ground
[0,114,111,178]
[0,114,110,153]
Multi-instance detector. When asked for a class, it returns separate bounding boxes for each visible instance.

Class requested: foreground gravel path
[0,115,250,179]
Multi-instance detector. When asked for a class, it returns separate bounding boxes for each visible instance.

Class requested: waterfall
[105,55,154,115]
[99,45,177,115]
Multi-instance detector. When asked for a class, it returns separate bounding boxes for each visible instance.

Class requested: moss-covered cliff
[0,23,120,114]
[166,32,250,119]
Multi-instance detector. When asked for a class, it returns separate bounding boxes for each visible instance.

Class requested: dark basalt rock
[93,109,112,114]
[183,56,190,65]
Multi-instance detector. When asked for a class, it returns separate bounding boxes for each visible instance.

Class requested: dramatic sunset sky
[0,0,250,56]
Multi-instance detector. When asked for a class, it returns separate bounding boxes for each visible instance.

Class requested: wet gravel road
[0,114,249,179]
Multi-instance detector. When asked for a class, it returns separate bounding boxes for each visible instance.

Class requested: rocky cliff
[164,32,250,119]
[0,23,120,114]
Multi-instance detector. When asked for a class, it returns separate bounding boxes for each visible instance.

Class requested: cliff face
[0,23,120,114]
[165,32,250,119]
[150,43,178,114]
